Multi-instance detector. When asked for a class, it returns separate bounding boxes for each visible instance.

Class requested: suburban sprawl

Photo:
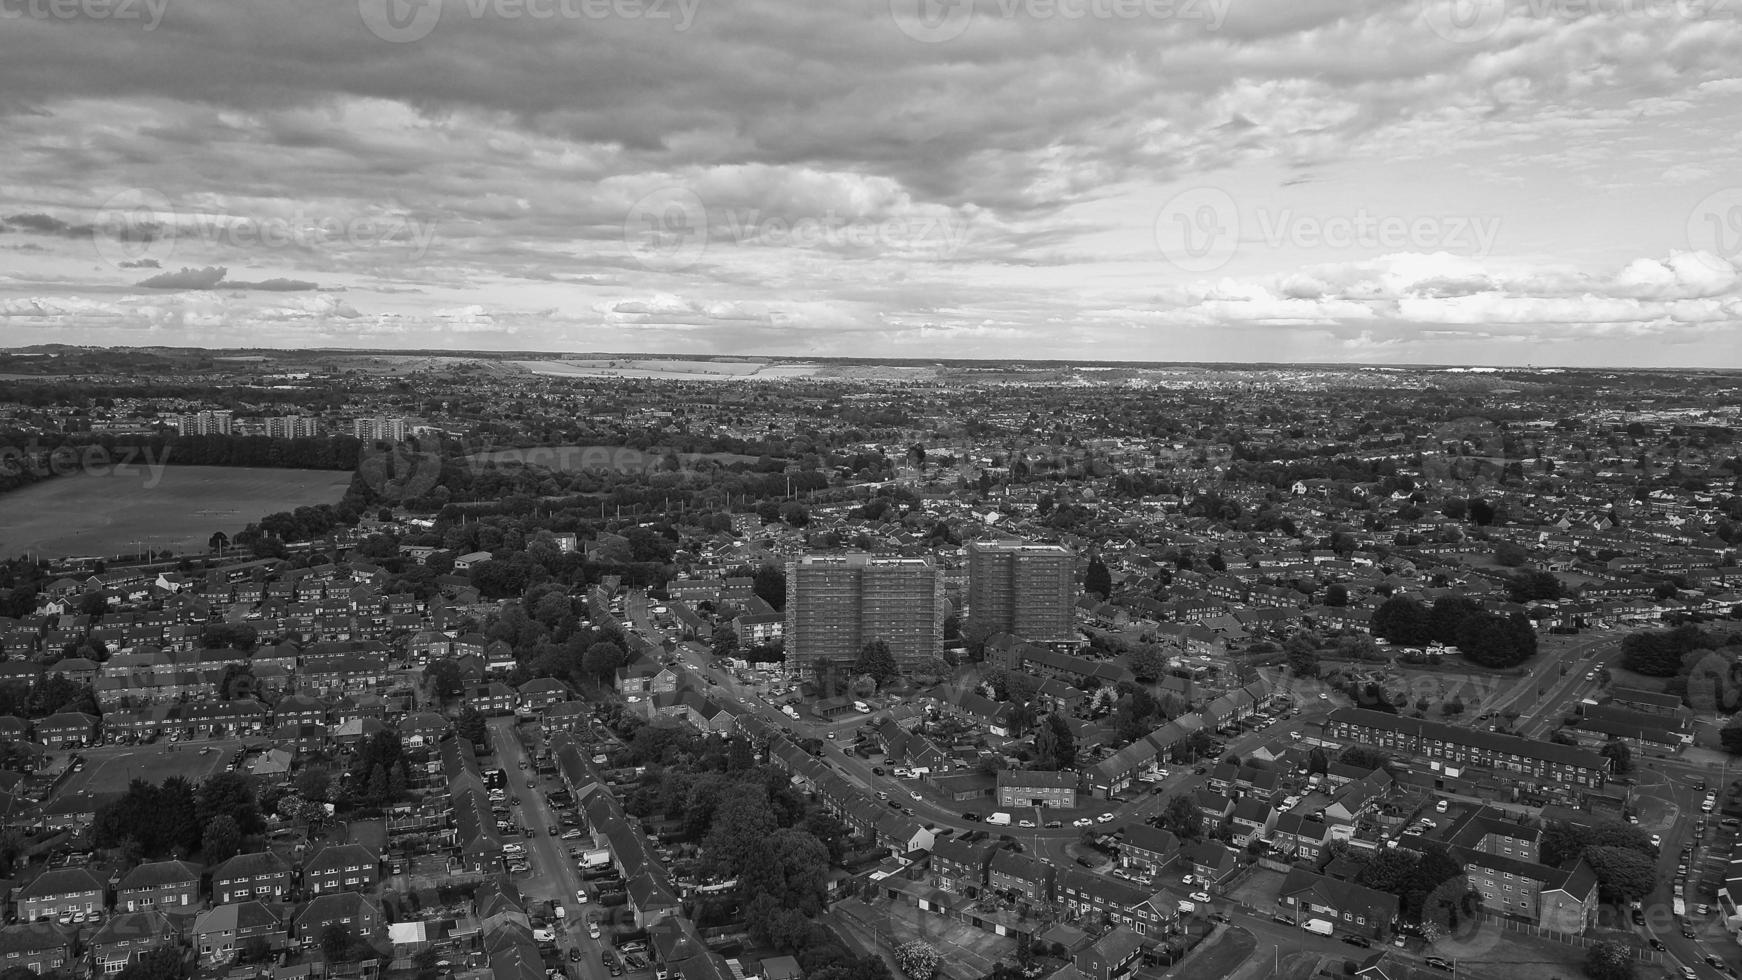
[1,349,1742,980]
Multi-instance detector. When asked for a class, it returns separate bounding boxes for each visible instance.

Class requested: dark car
[1045,820,1063,829]
[888,800,902,809]
[1341,936,1371,948]
[1077,857,1098,868]
[962,811,981,821]
[872,767,886,776]
[1649,938,1666,951]
[1684,927,1698,939]
[569,950,582,962]
[1424,958,1453,972]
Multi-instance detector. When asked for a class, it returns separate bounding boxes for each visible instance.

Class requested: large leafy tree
[1582,846,1658,903]
[1084,556,1112,600]
[93,777,200,857]
[855,639,899,686]
[1372,596,1432,646]
[1154,794,1202,842]
[197,771,264,834]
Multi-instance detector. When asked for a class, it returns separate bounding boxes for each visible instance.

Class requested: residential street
[488,716,611,980]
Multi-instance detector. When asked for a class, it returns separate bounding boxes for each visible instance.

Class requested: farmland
[0,465,352,559]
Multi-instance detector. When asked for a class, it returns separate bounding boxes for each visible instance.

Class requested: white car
[911,791,924,801]
[1097,812,1115,823]
[1189,891,1212,903]
[1318,693,1329,700]
[575,890,589,905]
[1019,819,1036,828]
[1073,818,1094,827]
[1182,873,1196,884]
[1651,834,1662,847]
[588,923,601,940]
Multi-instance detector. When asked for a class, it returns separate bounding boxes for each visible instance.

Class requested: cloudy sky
[1,0,1739,365]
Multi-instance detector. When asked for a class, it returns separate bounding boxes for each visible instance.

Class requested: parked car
[1189,891,1211,903]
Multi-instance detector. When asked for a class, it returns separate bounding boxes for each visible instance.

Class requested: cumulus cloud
[136,266,319,291]
[0,0,1738,363]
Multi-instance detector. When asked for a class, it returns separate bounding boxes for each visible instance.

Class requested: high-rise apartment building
[352,417,408,441]
[966,539,1076,643]
[266,415,322,438]
[172,410,234,436]
[784,554,944,679]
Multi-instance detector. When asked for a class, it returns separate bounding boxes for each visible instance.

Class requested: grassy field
[0,466,352,559]
[1456,930,1589,980]
[1188,925,1257,980]
[55,740,238,797]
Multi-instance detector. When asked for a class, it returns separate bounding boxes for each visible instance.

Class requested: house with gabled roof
[212,851,294,905]
[294,891,382,948]
[1277,867,1398,938]
[117,859,201,912]
[0,922,74,976]
[1073,925,1145,980]
[1182,840,1240,887]
[1115,824,1179,872]
[303,843,379,895]
[192,900,286,963]
[17,867,105,922]
[89,910,179,974]
[987,850,1052,904]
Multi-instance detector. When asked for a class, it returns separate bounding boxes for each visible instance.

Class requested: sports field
[0,465,352,558]
[55,740,239,797]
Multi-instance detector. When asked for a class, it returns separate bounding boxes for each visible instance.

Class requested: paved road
[1479,632,1619,721]
[488,717,611,980]
[1634,764,1739,980]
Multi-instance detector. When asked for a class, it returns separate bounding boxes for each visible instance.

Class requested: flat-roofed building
[784,554,943,678]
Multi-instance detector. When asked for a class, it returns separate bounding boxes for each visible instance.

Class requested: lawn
[54,740,238,797]
[1455,930,1589,980]
[0,465,352,558]
[1184,925,1257,980]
